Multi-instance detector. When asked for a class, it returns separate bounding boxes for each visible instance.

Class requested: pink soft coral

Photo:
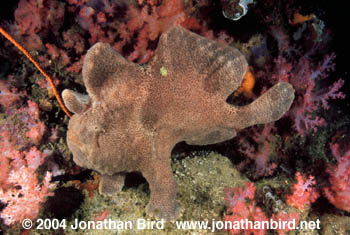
[262,27,345,136]
[0,167,55,225]
[23,147,48,169]
[288,54,345,135]
[323,143,350,212]
[238,124,277,179]
[270,53,345,136]
[0,132,54,225]
[25,122,46,145]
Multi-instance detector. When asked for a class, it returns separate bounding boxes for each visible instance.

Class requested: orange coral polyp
[289,12,313,25]
[234,66,255,98]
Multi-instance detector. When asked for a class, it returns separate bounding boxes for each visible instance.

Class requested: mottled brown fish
[62,26,294,221]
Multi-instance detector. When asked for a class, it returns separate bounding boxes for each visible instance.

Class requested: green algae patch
[160,66,168,77]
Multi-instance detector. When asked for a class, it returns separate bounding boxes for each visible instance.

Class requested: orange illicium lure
[0,26,71,118]
[234,66,255,98]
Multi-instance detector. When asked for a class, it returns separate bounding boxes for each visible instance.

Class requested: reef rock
[62,26,294,221]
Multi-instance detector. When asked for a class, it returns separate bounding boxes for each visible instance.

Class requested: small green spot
[160,66,168,77]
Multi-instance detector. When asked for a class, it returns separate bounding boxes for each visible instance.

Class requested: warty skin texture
[62,26,295,221]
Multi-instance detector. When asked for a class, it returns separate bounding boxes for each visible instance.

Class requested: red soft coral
[285,172,319,210]
[323,143,350,212]
[14,0,65,50]
[225,182,268,235]
[14,0,42,35]
[0,100,46,148]
[0,129,54,226]
[271,211,300,235]
[46,43,71,66]
[125,0,186,63]
[0,81,23,109]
